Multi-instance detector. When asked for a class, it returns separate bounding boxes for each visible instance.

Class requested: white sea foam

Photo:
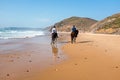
[0,27,45,39]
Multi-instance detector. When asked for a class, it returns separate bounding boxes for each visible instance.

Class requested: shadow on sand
[77,41,93,43]
[59,41,71,44]
[58,40,93,44]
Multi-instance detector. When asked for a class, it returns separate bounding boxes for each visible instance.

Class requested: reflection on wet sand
[51,44,59,62]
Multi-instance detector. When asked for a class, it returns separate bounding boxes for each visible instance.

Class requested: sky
[0,0,120,28]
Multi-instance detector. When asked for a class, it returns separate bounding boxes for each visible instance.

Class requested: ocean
[0,27,45,39]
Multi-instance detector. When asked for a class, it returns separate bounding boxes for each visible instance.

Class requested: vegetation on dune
[54,17,97,32]
[92,13,120,34]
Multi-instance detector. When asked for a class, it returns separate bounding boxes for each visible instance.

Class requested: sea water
[0,27,45,39]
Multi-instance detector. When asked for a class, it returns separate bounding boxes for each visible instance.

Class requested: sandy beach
[1,33,120,80]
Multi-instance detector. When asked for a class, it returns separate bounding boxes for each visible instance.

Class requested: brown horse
[71,30,79,43]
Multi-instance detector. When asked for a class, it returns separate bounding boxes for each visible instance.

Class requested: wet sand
[28,33,120,80]
[0,35,66,80]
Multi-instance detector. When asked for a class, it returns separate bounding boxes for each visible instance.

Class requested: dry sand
[1,33,120,80]
[29,33,120,80]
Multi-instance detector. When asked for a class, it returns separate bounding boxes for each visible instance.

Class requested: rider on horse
[51,26,58,44]
[72,25,76,33]
[71,25,79,43]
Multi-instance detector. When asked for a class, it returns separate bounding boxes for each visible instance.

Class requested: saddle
[71,30,79,37]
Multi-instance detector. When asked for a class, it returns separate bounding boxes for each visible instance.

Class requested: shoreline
[0,34,67,80]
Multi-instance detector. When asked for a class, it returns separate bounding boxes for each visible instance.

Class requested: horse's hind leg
[71,32,75,44]
[54,38,57,47]
[71,36,73,43]
[51,37,54,44]
[51,39,53,45]
[74,37,76,43]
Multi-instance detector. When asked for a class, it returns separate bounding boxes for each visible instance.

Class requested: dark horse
[71,30,79,43]
[51,33,58,44]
